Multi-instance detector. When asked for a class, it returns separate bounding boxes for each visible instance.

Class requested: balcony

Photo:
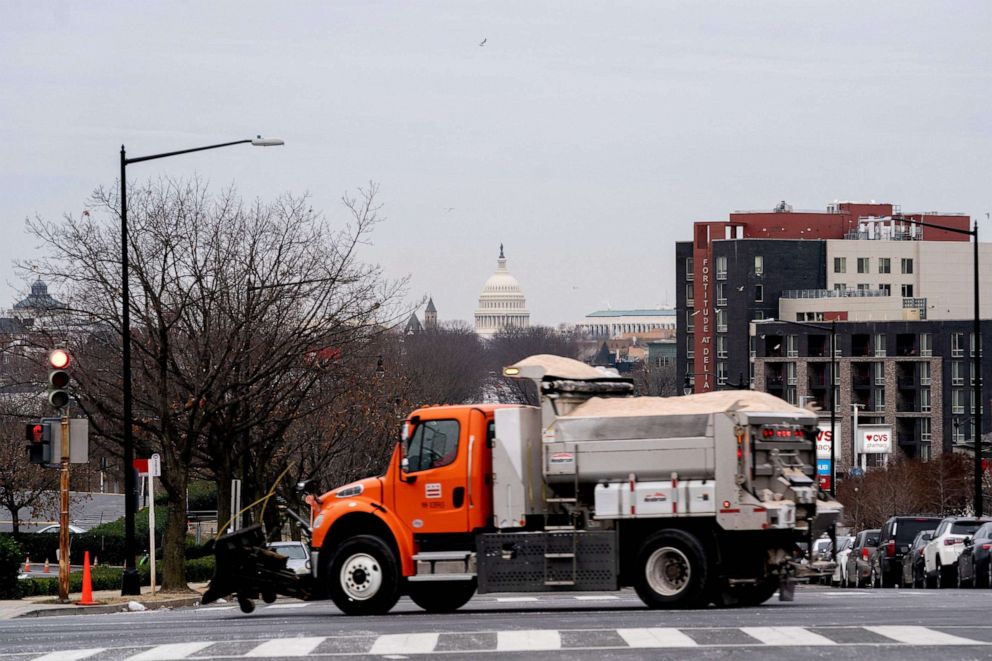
[781,288,891,299]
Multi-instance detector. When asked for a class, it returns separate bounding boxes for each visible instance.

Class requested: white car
[266,541,311,576]
[923,517,990,588]
[832,536,854,586]
[35,524,86,534]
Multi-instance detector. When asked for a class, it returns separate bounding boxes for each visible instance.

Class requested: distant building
[576,309,676,339]
[474,245,530,338]
[424,297,438,330]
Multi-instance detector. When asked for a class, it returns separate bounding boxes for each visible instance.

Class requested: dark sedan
[956,521,992,588]
[844,529,880,588]
[900,530,933,588]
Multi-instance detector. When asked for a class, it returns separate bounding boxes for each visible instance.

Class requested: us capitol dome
[474,245,530,338]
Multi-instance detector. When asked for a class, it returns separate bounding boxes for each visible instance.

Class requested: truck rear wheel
[634,530,710,609]
[326,535,401,615]
[408,579,477,613]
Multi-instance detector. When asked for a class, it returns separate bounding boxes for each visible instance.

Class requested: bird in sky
[479,38,487,47]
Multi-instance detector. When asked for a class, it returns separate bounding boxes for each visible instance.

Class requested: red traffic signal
[49,349,70,369]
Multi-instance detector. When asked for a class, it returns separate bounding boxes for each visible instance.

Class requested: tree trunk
[215,449,233,535]
[9,508,19,538]
[161,470,190,592]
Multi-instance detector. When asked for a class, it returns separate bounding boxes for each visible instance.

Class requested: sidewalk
[0,582,208,620]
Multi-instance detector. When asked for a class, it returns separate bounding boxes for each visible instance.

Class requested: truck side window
[404,420,460,472]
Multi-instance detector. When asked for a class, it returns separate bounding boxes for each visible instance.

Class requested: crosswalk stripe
[496,630,562,651]
[865,626,985,646]
[740,627,837,646]
[126,642,214,660]
[369,634,440,655]
[32,650,105,661]
[617,628,698,648]
[244,637,326,657]
[574,595,619,600]
[263,602,308,609]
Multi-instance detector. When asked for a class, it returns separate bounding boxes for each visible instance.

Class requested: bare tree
[22,178,404,590]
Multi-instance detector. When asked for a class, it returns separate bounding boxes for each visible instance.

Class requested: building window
[921,418,931,442]
[686,336,694,358]
[834,257,846,274]
[879,257,891,274]
[874,361,885,385]
[920,362,931,385]
[920,333,932,357]
[717,335,728,358]
[786,362,797,385]
[716,282,727,306]
[873,387,885,411]
[753,310,765,320]
[874,334,886,357]
[716,308,727,333]
[717,361,727,385]
[786,334,798,357]
[920,387,931,413]
[952,389,965,414]
[686,310,695,333]
[687,361,695,387]
[951,333,965,357]
[971,389,977,414]
[901,284,914,297]
[901,258,914,274]
[755,284,763,302]
[685,282,694,306]
[685,257,694,281]
[953,417,965,442]
[971,332,983,357]
[952,361,965,386]
[857,283,870,291]
[857,257,870,274]
[786,387,797,405]
[716,255,727,280]
[834,282,847,292]
[878,283,891,295]
[754,255,763,276]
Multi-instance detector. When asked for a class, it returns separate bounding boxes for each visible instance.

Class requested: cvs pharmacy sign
[816,424,841,460]
[857,424,892,454]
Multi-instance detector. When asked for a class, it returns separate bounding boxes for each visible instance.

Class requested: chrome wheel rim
[645,546,690,597]
[340,552,382,601]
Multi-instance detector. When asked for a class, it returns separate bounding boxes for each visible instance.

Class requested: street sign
[149,453,161,477]
[849,467,864,478]
[817,459,831,476]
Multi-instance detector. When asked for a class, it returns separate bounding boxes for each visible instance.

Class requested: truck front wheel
[327,535,401,615]
[408,579,477,613]
[634,530,710,609]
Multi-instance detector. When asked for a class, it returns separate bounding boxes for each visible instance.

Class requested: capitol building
[474,245,530,338]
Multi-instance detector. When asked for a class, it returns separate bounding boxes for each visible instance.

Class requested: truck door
[393,415,470,533]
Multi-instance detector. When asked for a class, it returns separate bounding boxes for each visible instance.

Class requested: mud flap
[778,577,795,602]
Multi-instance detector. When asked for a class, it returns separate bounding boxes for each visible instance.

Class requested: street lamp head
[251,136,284,147]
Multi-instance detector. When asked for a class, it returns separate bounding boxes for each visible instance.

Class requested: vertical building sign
[693,227,713,392]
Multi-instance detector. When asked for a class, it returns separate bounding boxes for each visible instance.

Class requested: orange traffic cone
[78,551,97,605]
[43,559,50,573]
[23,556,30,572]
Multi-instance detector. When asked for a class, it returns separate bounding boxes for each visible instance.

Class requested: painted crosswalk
[21,626,991,659]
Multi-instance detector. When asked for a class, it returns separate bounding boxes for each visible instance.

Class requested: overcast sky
[1,2,989,326]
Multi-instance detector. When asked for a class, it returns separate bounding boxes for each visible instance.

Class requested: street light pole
[895,216,982,516]
[118,136,283,595]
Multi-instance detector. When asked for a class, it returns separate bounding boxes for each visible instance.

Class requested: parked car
[901,530,934,588]
[266,541,311,576]
[956,521,992,588]
[35,524,86,534]
[924,517,991,588]
[844,529,880,588]
[870,516,942,588]
[832,536,855,586]
[809,536,833,581]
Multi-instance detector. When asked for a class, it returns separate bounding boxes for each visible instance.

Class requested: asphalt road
[3,585,992,660]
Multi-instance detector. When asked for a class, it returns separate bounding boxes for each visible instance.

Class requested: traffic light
[24,421,53,465]
[47,349,71,409]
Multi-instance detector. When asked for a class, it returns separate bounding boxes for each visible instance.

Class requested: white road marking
[496,596,538,602]
[866,626,985,646]
[197,606,235,612]
[125,642,214,660]
[617,628,699,648]
[244,637,326,657]
[741,627,837,646]
[574,595,619,600]
[32,650,105,661]
[496,630,562,651]
[369,634,439,655]
[263,602,308,609]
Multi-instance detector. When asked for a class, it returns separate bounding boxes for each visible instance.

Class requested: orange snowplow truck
[210,354,842,614]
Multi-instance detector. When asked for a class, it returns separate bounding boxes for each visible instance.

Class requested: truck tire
[326,535,401,615]
[408,579,476,613]
[634,530,710,609]
[719,578,779,608]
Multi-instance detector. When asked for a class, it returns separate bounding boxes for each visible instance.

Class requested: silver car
[266,541,311,575]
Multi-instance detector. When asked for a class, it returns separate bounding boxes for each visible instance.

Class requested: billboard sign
[817,459,831,476]
[857,424,892,454]
[816,423,841,460]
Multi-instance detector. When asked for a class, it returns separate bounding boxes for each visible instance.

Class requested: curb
[17,596,202,618]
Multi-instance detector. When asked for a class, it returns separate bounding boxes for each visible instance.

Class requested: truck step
[546,497,577,503]
[544,580,576,586]
[412,551,474,561]
[407,573,476,582]
[544,553,575,559]
[544,525,577,531]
